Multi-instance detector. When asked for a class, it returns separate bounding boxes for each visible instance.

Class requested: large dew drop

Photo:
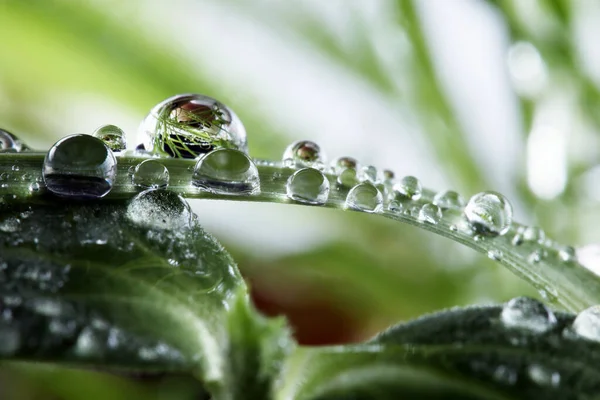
[464,191,513,236]
[500,297,557,333]
[192,149,259,195]
[286,167,330,205]
[393,176,422,200]
[0,128,27,153]
[138,94,247,158]
[282,140,326,169]
[42,134,116,199]
[132,159,169,189]
[93,124,127,152]
[127,189,192,230]
[345,182,383,213]
[572,305,600,342]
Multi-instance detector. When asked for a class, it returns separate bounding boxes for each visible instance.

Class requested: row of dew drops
[1,95,600,340]
[0,94,576,261]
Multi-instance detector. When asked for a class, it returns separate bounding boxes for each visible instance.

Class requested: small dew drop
[0,128,27,153]
[132,159,170,189]
[464,191,513,236]
[345,182,383,213]
[418,203,442,224]
[527,364,560,387]
[493,365,517,385]
[127,189,193,230]
[522,226,545,244]
[42,134,116,199]
[286,167,330,205]
[387,200,402,212]
[138,94,247,158]
[282,140,326,169]
[382,169,394,181]
[487,250,502,261]
[528,249,547,264]
[558,245,576,263]
[0,216,21,233]
[360,165,378,183]
[192,149,260,195]
[393,176,422,200]
[433,190,465,209]
[92,124,126,152]
[572,305,600,342]
[501,297,557,333]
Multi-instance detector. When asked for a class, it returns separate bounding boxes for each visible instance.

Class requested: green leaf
[280,301,600,400]
[0,189,290,398]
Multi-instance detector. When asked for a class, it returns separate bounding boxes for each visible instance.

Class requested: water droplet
[132,159,169,189]
[92,124,126,152]
[387,200,402,212]
[28,182,41,193]
[522,226,545,244]
[433,190,465,210]
[501,297,557,333]
[527,364,560,387]
[464,191,513,236]
[528,249,547,264]
[418,203,442,224]
[487,250,502,261]
[558,245,576,262]
[286,168,330,205]
[42,134,116,199]
[345,183,383,213]
[360,165,378,183]
[493,365,517,385]
[192,149,259,195]
[0,128,27,153]
[572,305,600,342]
[382,169,395,181]
[282,140,326,168]
[0,216,20,233]
[449,224,458,231]
[393,176,422,200]
[332,156,358,172]
[138,94,247,158]
[127,189,192,230]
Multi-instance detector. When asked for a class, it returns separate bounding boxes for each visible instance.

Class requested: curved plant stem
[1,153,599,312]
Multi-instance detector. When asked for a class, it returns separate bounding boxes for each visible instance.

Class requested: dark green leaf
[0,190,245,388]
[281,303,600,400]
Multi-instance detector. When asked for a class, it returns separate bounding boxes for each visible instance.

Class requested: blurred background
[2,0,600,398]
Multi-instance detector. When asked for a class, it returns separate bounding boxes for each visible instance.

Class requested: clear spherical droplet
[393,176,422,200]
[433,190,465,210]
[192,149,259,195]
[126,189,192,230]
[332,156,358,172]
[93,124,126,152]
[572,305,600,342]
[487,250,502,261]
[132,159,169,189]
[522,226,545,244]
[527,364,560,387]
[345,183,383,213]
[282,140,326,168]
[0,128,27,153]
[382,169,395,181]
[360,165,378,183]
[418,203,442,224]
[138,94,247,158]
[464,191,513,236]
[558,245,576,263]
[501,297,557,333]
[42,134,116,199]
[286,167,329,205]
